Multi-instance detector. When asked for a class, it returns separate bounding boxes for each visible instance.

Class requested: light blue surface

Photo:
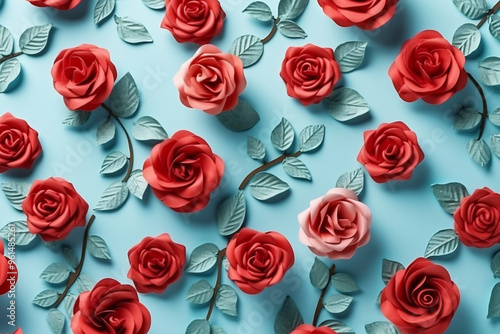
[1,0,500,333]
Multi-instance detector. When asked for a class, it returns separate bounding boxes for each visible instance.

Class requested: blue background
[1,0,500,333]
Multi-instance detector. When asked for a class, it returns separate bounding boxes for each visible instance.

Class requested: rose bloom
[143,130,224,213]
[13,329,23,334]
[292,325,338,334]
[357,121,424,183]
[280,44,341,106]
[26,0,82,10]
[22,177,89,241]
[0,112,42,173]
[454,187,500,248]
[318,0,398,30]
[128,233,186,294]
[381,257,460,334]
[298,188,371,260]
[51,44,117,111]
[0,241,17,295]
[161,0,225,44]
[226,228,294,294]
[72,278,151,334]
[389,30,467,104]
[174,44,246,114]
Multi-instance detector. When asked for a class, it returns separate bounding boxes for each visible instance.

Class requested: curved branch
[0,51,23,65]
[477,1,500,29]
[466,72,488,140]
[312,263,336,327]
[261,18,281,44]
[206,248,227,321]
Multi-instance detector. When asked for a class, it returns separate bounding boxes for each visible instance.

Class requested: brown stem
[466,72,488,140]
[477,1,500,29]
[206,248,227,321]
[101,103,134,182]
[0,51,23,65]
[312,263,336,327]
[238,150,302,190]
[261,18,280,44]
[53,215,96,308]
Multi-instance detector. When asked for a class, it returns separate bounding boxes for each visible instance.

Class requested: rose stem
[53,214,96,308]
[238,150,302,190]
[0,51,23,65]
[261,18,281,44]
[311,263,336,327]
[206,248,227,321]
[477,1,500,29]
[101,103,134,182]
[466,72,488,140]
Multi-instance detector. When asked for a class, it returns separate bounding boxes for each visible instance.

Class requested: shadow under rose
[363,2,411,47]
[379,161,431,193]
[51,0,91,21]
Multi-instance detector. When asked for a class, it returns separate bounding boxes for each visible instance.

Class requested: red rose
[317,0,398,30]
[26,0,82,10]
[174,44,246,114]
[51,44,117,111]
[0,241,17,295]
[226,228,294,294]
[381,258,460,334]
[0,112,42,173]
[357,121,424,183]
[22,177,89,241]
[143,130,224,212]
[71,278,151,334]
[280,44,341,106]
[13,329,23,334]
[454,187,500,248]
[128,233,186,294]
[161,0,225,44]
[389,30,467,104]
[292,324,338,334]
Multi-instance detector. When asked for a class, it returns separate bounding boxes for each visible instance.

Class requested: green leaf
[186,319,210,334]
[216,99,260,131]
[141,0,165,9]
[127,169,149,200]
[211,326,227,334]
[452,23,481,57]
[106,72,139,118]
[277,20,307,38]
[382,259,404,285]
[243,1,273,21]
[186,280,214,304]
[47,308,65,334]
[335,41,367,73]
[63,293,76,318]
[431,182,469,214]
[62,246,79,269]
[491,134,500,158]
[94,0,116,24]
[185,243,219,273]
[454,107,481,131]
[215,284,238,316]
[100,151,128,174]
[0,25,13,56]
[331,273,360,293]
[0,58,21,93]
[274,296,304,334]
[216,191,246,236]
[490,108,500,126]
[0,221,36,246]
[310,257,330,289]
[75,273,96,292]
[324,87,370,122]
[491,249,500,278]
[1,181,30,211]
[424,229,459,258]
[490,14,500,40]
[40,263,71,284]
[319,320,355,334]
[323,294,353,314]
[479,57,500,87]
[19,24,52,55]
[87,235,111,260]
[282,157,311,180]
[94,181,129,211]
[114,16,153,44]
[132,116,168,141]
[96,120,116,145]
[467,138,491,166]
[247,136,266,160]
[365,321,402,334]
[33,289,59,308]
[489,282,500,318]
[228,35,264,68]
[62,111,91,127]
[336,168,364,196]
[299,124,325,152]
[249,172,290,201]
[278,0,309,20]
[271,117,294,151]
[452,0,488,19]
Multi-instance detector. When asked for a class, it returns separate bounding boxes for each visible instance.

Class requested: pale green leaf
[249,172,290,201]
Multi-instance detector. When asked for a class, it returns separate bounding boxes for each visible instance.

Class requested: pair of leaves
[95,171,148,208]
[310,258,360,293]
[186,319,227,334]
[323,88,370,122]
[216,99,260,132]
[186,281,238,316]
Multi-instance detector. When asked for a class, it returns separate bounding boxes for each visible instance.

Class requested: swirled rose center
[184,0,206,18]
[415,50,441,77]
[413,287,439,308]
[247,245,272,272]
[194,63,224,92]
[105,312,125,329]
[172,161,195,180]
[297,58,320,80]
[471,204,495,230]
[0,131,22,152]
[34,190,63,217]
[143,249,167,272]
